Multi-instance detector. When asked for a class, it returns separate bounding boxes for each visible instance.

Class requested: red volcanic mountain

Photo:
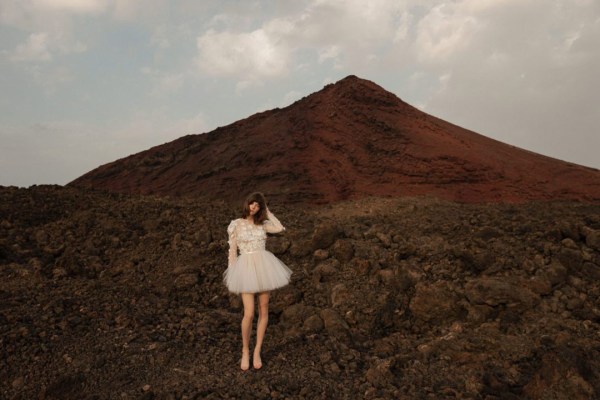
[70,75,600,204]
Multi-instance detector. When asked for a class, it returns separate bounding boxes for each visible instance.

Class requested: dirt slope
[69,76,600,204]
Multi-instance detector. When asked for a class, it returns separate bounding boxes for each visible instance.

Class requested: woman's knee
[258,306,269,319]
[243,310,254,321]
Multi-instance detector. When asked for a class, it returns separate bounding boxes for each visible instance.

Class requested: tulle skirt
[223,250,292,294]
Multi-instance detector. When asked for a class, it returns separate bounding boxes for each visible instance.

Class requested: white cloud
[32,0,108,14]
[318,46,340,63]
[194,0,408,84]
[300,0,404,45]
[9,30,87,63]
[417,0,600,168]
[415,4,480,64]
[195,28,290,81]
[110,0,172,22]
[10,32,52,61]
[393,10,413,43]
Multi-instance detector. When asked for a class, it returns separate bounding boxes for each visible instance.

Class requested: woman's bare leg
[253,291,270,369]
[240,293,255,370]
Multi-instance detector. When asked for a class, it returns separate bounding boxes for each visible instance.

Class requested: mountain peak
[314,75,404,109]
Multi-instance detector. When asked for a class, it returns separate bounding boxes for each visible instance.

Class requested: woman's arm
[227,220,239,267]
[263,208,285,234]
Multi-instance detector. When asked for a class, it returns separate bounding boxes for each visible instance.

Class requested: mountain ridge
[69,75,600,204]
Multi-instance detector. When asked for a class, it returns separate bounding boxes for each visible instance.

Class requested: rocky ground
[1,185,600,399]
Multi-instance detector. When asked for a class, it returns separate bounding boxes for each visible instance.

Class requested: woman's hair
[242,192,268,224]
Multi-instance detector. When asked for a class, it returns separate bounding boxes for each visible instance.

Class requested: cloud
[415,4,480,64]
[9,30,86,63]
[299,0,404,46]
[32,0,108,14]
[416,0,600,168]
[0,0,107,31]
[194,0,410,84]
[10,32,52,62]
[195,28,290,83]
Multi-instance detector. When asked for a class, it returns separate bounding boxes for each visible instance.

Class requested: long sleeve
[263,209,285,234]
[227,220,238,267]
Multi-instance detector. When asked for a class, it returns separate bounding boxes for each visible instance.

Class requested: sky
[1,0,599,187]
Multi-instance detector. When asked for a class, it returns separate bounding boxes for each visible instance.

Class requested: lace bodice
[227,210,285,267]
[233,219,268,253]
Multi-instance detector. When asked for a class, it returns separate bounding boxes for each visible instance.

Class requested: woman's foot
[253,350,262,370]
[240,350,250,371]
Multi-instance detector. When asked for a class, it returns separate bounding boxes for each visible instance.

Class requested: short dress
[223,210,292,294]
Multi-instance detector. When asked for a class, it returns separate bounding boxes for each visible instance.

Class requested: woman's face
[248,201,261,216]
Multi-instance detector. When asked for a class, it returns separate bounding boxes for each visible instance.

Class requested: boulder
[583,228,600,251]
[542,260,568,286]
[311,223,340,250]
[331,283,352,307]
[331,239,354,263]
[409,281,463,323]
[558,221,581,241]
[172,265,197,275]
[267,236,290,255]
[557,247,583,272]
[194,229,212,244]
[271,287,302,312]
[464,277,540,308]
[523,345,594,400]
[34,229,49,245]
[289,240,312,257]
[525,276,553,296]
[281,304,316,325]
[320,308,351,343]
[375,232,392,248]
[302,314,324,333]
[365,358,394,388]
[313,249,329,261]
[174,273,198,289]
[313,259,339,283]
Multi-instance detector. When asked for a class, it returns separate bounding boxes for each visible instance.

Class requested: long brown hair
[242,192,268,224]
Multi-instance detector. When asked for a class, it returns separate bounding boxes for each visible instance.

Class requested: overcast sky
[1,0,599,187]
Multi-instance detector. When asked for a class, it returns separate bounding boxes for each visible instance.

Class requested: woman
[223,192,292,371]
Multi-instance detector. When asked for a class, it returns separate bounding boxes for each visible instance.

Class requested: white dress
[223,210,292,294]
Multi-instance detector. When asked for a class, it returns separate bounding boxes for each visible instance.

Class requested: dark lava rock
[311,222,341,250]
[464,277,540,308]
[409,281,463,323]
[331,239,354,263]
[2,187,600,400]
[523,344,595,400]
[313,259,339,283]
[320,308,351,343]
[583,228,600,251]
